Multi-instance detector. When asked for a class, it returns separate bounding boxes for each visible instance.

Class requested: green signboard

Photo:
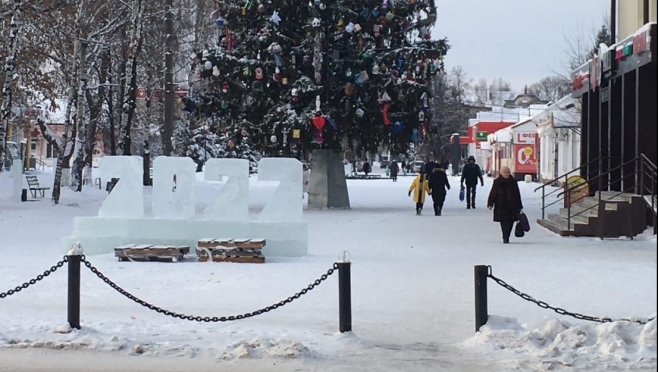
[475,131,488,141]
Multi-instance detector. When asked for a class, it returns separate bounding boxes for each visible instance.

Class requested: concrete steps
[537,191,650,238]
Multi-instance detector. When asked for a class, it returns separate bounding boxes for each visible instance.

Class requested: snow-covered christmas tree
[187,0,449,158]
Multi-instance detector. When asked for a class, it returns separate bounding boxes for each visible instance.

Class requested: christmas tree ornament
[355,70,369,84]
[354,23,361,32]
[270,10,281,24]
[212,66,220,76]
[282,77,288,84]
[222,82,229,93]
[311,115,326,131]
[251,81,263,92]
[258,3,265,13]
[255,67,264,79]
[221,101,229,109]
[355,108,365,117]
[337,18,345,30]
[241,6,247,15]
[270,134,278,143]
[411,128,418,142]
[396,55,404,72]
[215,17,226,26]
[371,64,381,75]
[382,102,391,125]
[273,67,283,82]
[319,3,326,10]
[345,22,355,33]
[292,129,301,139]
[312,18,321,27]
[392,120,405,134]
[419,92,430,110]
[386,12,394,21]
[204,61,212,70]
[326,116,338,130]
[418,111,425,121]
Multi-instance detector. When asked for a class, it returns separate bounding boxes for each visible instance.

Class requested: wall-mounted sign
[475,131,488,141]
[633,28,650,54]
[515,132,536,145]
[601,50,614,72]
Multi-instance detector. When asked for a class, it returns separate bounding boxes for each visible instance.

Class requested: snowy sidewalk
[1,173,656,371]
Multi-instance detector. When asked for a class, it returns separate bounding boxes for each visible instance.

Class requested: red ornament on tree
[312,115,326,131]
[382,102,391,125]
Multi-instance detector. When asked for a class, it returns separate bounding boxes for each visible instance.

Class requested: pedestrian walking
[408,170,430,215]
[460,155,484,209]
[428,165,450,216]
[363,161,371,177]
[389,160,399,182]
[487,166,524,244]
[401,160,407,176]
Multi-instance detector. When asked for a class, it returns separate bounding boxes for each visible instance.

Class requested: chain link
[487,269,655,324]
[81,256,339,322]
[0,257,68,299]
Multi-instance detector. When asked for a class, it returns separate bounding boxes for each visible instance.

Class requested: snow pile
[218,338,313,360]
[465,315,658,370]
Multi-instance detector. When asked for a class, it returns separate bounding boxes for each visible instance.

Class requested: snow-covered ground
[0,165,656,371]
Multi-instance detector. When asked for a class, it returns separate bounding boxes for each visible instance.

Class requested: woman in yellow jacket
[408,170,431,215]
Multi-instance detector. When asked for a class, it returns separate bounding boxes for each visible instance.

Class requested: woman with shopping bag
[487,166,524,244]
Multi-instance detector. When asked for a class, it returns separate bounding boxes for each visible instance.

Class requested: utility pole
[162,0,175,156]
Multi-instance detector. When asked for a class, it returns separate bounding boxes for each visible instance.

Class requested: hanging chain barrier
[0,256,69,299]
[486,266,655,325]
[81,255,338,322]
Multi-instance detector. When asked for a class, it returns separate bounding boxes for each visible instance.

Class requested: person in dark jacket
[487,166,524,244]
[389,161,399,182]
[362,161,371,176]
[428,166,450,216]
[460,155,484,209]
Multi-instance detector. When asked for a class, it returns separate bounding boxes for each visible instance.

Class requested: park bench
[114,244,190,262]
[196,238,266,263]
[25,175,50,198]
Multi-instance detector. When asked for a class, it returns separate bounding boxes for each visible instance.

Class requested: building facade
[572,21,656,193]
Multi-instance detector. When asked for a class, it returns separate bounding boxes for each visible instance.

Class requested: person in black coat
[362,161,371,176]
[460,155,484,209]
[428,166,451,216]
[389,161,399,182]
[487,166,524,244]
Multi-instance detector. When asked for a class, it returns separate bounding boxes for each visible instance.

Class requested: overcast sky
[432,0,609,91]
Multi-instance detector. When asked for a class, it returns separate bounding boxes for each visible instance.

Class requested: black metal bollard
[474,265,489,333]
[337,261,352,333]
[67,251,82,330]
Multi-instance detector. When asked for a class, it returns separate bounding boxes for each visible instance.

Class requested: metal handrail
[533,156,608,194]
[538,154,656,230]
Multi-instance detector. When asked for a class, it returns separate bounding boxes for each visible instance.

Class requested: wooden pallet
[114,244,190,262]
[196,238,266,263]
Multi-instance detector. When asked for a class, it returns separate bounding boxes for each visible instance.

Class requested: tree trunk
[120,0,145,156]
[53,3,85,205]
[83,47,110,175]
[161,0,175,156]
[71,39,89,192]
[0,0,23,175]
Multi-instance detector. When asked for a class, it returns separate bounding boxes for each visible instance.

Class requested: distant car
[412,161,424,173]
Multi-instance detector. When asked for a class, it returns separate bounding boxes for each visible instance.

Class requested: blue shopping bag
[459,185,465,202]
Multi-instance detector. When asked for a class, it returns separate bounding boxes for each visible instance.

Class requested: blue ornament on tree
[392,120,404,134]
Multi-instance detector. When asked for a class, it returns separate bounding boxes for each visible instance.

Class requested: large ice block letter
[204,158,249,221]
[152,156,196,219]
[98,156,144,218]
[258,158,303,222]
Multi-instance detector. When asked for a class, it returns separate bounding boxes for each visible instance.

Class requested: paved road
[0,349,305,372]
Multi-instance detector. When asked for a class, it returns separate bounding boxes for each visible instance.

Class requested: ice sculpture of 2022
[61,156,307,257]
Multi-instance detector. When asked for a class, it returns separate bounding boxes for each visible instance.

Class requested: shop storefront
[572,23,656,193]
